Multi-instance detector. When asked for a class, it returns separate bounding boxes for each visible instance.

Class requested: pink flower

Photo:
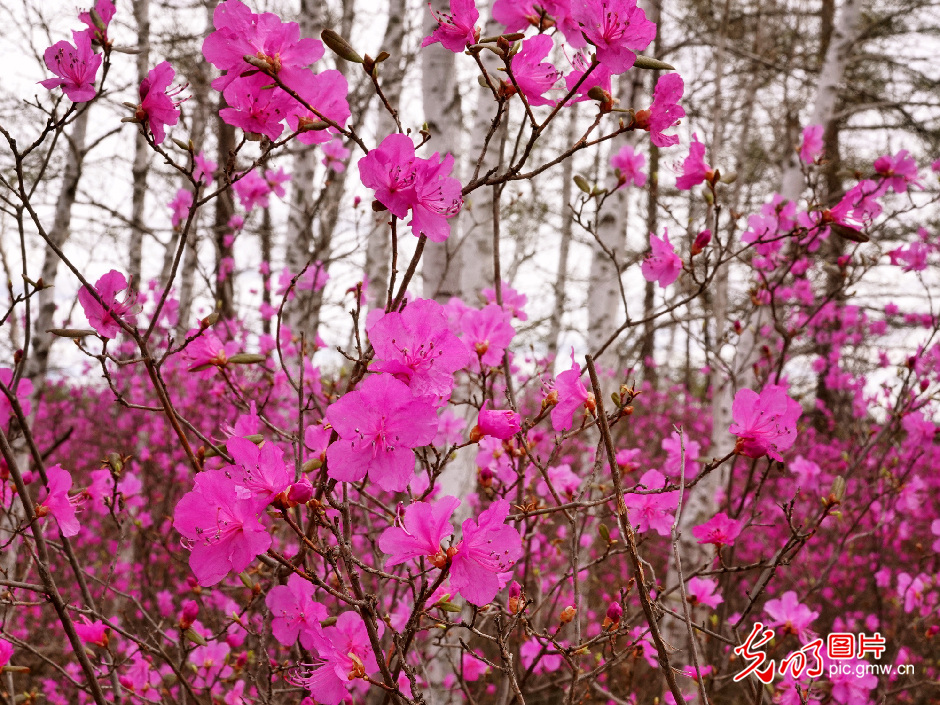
[0,639,12,669]
[233,170,272,211]
[691,512,742,547]
[492,0,540,32]
[35,465,81,538]
[220,74,295,140]
[536,463,581,499]
[633,73,685,148]
[409,153,463,242]
[194,152,217,185]
[359,133,419,218]
[675,133,713,190]
[265,573,328,650]
[168,188,193,228]
[286,70,351,145]
[421,0,480,52]
[509,34,560,107]
[764,590,818,642]
[450,499,523,606]
[40,30,102,103]
[622,469,677,536]
[77,270,139,339]
[482,281,528,321]
[325,373,438,492]
[799,124,824,164]
[264,167,291,197]
[224,437,292,507]
[729,385,802,462]
[474,401,522,441]
[173,470,272,586]
[686,577,723,609]
[368,298,470,403]
[379,495,460,567]
[564,50,614,103]
[462,304,515,367]
[571,0,656,74]
[520,638,564,674]
[289,612,381,705]
[829,657,878,705]
[641,229,682,287]
[611,144,647,188]
[549,357,595,431]
[74,616,109,648]
[461,652,491,681]
[931,519,940,553]
[321,137,350,172]
[79,0,116,46]
[874,150,922,193]
[790,455,821,492]
[0,368,32,427]
[136,61,184,145]
[185,332,236,371]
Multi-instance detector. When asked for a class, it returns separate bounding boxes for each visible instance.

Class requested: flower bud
[178,600,199,630]
[287,477,314,505]
[603,602,623,630]
[321,30,363,63]
[559,605,577,624]
[691,229,712,256]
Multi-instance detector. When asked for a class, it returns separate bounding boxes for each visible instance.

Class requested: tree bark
[127,0,150,289]
[547,107,578,359]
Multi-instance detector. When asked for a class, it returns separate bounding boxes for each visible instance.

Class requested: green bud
[182,628,207,646]
[47,328,97,338]
[598,523,611,543]
[320,616,338,628]
[227,353,267,365]
[321,30,363,63]
[573,175,591,193]
[437,601,463,613]
[632,56,675,71]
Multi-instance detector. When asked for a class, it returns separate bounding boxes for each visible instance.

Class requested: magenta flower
[77,270,139,339]
[462,304,515,367]
[409,152,463,242]
[325,373,438,492]
[185,332,236,371]
[638,73,685,148]
[450,499,523,606]
[874,150,922,193]
[359,133,419,218]
[74,616,109,648]
[168,188,193,228]
[482,281,528,321]
[40,30,101,103]
[675,133,713,190]
[571,0,656,74]
[691,512,742,547]
[0,367,32,427]
[265,573,328,650]
[565,50,614,103]
[550,358,595,432]
[378,495,460,567]
[764,591,818,642]
[729,385,801,461]
[321,137,350,172]
[887,242,929,272]
[686,577,723,609]
[0,639,12,669]
[224,437,292,507]
[611,144,647,188]
[173,470,272,586]
[536,463,581,499]
[79,0,116,46]
[264,166,291,198]
[492,0,541,32]
[368,298,470,402]
[474,401,522,441]
[622,469,677,537]
[286,70,351,145]
[232,169,272,211]
[509,34,560,107]
[220,74,296,140]
[799,124,824,164]
[136,61,184,145]
[830,657,878,705]
[202,0,324,92]
[35,464,81,538]
[641,229,682,288]
[289,612,381,705]
[194,152,217,185]
[421,0,480,52]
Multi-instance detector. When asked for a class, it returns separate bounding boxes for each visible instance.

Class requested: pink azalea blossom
[77,270,139,339]
[74,616,109,647]
[729,385,802,461]
[368,298,470,403]
[193,152,217,185]
[185,332,237,371]
[462,304,515,367]
[641,229,682,287]
[482,281,528,321]
[450,499,523,605]
[564,50,614,103]
[536,463,581,499]
[358,133,419,218]
[508,34,560,107]
[173,470,272,586]
[378,495,460,567]
[224,437,292,507]
[0,639,12,669]
[40,30,101,103]
[220,74,295,140]
[168,188,193,228]
[0,367,32,427]
[686,576,723,609]
[691,512,742,547]
[409,153,463,242]
[233,169,272,211]
[324,373,438,492]
[874,150,922,193]
[675,133,713,190]
[549,357,595,431]
[136,61,184,145]
[421,0,480,52]
[286,70,351,145]
[79,0,116,46]
[492,0,540,32]
[461,652,491,681]
[321,136,350,172]
[829,657,878,705]
[265,573,328,650]
[635,73,685,148]
[789,455,821,492]
[611,144,647,188]
[764,590,818,642]
[474,400,522,440]
[799,124,824,164]
[622,469,677,536]
[571,0,656,74]
[887,241,929,272]
[35,465,81,538]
